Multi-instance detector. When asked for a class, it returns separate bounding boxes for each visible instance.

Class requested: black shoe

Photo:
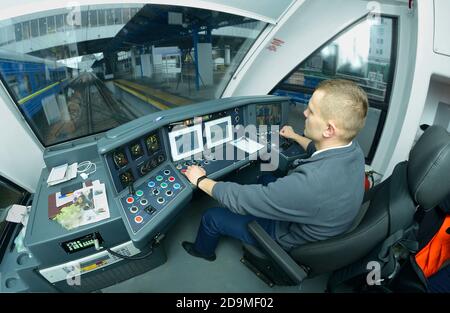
[182,241,216,262]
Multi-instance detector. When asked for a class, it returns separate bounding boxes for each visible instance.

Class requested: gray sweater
[212,141,365,250]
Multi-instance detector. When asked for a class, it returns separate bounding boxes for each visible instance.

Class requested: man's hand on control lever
[280,125,296,139]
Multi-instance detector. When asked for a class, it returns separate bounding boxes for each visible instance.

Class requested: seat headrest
[408,126,450,210]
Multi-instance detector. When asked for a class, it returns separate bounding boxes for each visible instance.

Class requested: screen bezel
[204,116,232,149]
[168,123,204,161]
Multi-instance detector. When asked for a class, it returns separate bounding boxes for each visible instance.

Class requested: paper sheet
[6,204,29,225]
[47,163,68,183]
[230,137,265,154]
[48,163,78,186]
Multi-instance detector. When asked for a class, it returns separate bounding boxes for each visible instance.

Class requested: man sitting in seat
[182,79,368,261]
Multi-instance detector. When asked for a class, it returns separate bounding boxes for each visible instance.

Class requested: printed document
[52,180,110,230]
[230,137,265,154]
[47,163,78,186]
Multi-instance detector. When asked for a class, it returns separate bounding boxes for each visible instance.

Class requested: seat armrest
[248,221,308,284]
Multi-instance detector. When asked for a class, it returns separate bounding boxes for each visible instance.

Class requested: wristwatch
[196,175,208,187]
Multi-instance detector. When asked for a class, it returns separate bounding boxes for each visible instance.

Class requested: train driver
[182,79,368,261]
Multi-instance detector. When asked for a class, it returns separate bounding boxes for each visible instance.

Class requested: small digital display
[145,133,160,154]
[204,116,232,149]
[256,104,282,126]
[113,149,128,169]
[129,141,144,160]
[168,124,203,161]
[61,232,103,254]
[119,169,135,187]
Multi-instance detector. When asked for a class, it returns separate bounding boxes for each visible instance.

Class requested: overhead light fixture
[168,12,183,25]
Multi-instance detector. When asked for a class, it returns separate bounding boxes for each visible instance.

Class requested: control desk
[11,95,306,292]
[98,96,306,249]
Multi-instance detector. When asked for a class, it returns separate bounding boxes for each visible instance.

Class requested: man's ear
[323,121,337,138]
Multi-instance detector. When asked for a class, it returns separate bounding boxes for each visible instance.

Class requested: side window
[6,75,19,99]
[0,176,29,263]
[271,17,397,163]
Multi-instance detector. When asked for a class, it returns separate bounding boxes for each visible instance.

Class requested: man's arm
[198,178,216,197]
[183,165,216,197]
[280,125,312,151]
[184,165,319,223]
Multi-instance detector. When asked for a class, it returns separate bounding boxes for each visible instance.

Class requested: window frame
[270,15,398,163]
[0,7,270,148]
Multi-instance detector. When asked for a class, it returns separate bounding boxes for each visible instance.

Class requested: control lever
[93,233,103,251]
[128,182,136,196]
[281,139,293,150]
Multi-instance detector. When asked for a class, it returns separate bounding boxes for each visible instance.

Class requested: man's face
[303,90,328,141]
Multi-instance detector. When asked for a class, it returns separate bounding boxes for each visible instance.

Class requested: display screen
[113,149,128,169]
[204,116,232,149]
[129,141,144,160]
[119,169,134,187]
[256,104,282,126]
[61,232,104,254]
[168,124,203,161]
[145,133,160,154]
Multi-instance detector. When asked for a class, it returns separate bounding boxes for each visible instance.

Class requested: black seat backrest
[289,126,450,275]
[408,126,450,211]
[290,171,391,274]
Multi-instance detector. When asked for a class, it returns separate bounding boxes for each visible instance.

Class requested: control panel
[167,106,245,177]
[120,165,186,234]
[106,130,166,193]
[167,106,243,133]
[173,152,237,177]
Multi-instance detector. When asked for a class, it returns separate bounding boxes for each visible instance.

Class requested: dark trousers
[428,264,450,293]
[193,174,278,257]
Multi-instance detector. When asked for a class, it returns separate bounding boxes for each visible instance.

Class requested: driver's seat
[240,126,450,287]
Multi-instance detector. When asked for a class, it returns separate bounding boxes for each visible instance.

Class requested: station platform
[113,79,193,110]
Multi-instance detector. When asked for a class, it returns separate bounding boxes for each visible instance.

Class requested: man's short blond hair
[316,79,368,141]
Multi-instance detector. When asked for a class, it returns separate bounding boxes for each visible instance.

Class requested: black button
[144,206,156,215]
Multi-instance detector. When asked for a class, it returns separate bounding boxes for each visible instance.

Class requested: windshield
[0,4,267,146]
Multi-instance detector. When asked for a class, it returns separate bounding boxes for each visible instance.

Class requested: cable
[77,161,97,175]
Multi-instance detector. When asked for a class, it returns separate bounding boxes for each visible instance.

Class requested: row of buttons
[131,204,157,224]
[127,188,175,205]
[130,203,161,215]
[126,182,180,204]
[148,181,180,189]
[176,159,216,172]
[153,175,176,183]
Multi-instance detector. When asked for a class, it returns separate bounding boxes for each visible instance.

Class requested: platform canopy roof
[0,0,296,24]
[101,3,273,53]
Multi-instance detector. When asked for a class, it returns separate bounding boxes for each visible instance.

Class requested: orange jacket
[415,215,450,278]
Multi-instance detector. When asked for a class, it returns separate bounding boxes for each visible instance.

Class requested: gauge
[119,170,134,187]
[113,149,128,169]
[145,133,160,154]
[130,141,144,160]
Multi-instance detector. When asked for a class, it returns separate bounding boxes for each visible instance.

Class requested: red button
[134,216,143,223]
[126,197,134,204]
[169,176,175,182]
[181,169,187,173]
